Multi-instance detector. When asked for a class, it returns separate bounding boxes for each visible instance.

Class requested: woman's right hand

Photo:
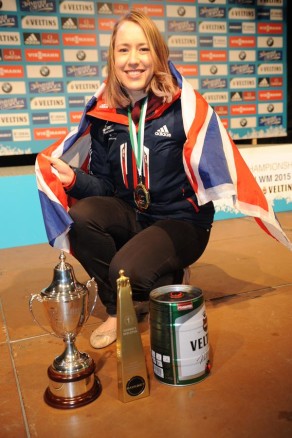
[42,154,75,186]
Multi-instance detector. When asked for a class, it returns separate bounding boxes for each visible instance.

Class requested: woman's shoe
[90,316,117,349]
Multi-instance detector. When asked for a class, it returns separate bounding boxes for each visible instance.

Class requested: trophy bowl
[29,252,102,409]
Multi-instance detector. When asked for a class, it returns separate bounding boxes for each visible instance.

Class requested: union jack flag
[35,63,292,252]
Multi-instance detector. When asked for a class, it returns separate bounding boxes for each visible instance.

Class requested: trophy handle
[86,278,98,322]
[29,293,58,337]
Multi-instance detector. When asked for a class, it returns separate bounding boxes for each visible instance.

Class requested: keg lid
[150,284,203,303]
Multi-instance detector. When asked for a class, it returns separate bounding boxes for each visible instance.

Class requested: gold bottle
[116,270,150,402]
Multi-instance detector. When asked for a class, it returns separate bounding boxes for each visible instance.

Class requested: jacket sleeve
[66,120,115,199]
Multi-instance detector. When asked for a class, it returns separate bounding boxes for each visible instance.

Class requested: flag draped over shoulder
[35,63,292,252]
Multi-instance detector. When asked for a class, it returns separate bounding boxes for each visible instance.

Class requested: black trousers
[69,196,211,315]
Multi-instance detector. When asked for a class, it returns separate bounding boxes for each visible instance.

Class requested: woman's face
[114,20,154,103]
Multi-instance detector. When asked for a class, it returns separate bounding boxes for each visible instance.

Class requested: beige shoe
[90,316,117,349]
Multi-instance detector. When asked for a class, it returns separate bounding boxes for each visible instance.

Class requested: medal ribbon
[128,97,148,181]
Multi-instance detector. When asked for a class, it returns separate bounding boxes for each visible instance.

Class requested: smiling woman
[35,9,290,352]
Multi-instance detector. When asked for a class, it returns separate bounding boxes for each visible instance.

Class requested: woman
[43,10,215,348]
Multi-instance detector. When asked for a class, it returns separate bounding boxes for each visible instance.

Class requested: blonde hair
[103,10,178,108]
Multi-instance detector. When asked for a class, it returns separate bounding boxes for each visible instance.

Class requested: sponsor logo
[229,36,256,47]
[25,49,61,62]
[30,96,66,109]
[230,64,255,75]
[270,77,283,87]
[259,115,282,127]
[229,50,256,62]
[230,77,257,89]
[0,31,20,45]
[113,3,130,15]
[34,127,69,140]
[13,129,31,142]
[176,64,198,76]
[257,23,283,34]
[66,65,98,77]
[214,105,228,116]
[0,66,24,78]
[199,6,226,18]
[200,50,227,61]
[67,80,100,93]
[0,81,26,95]
[168,35,197,47]
[98,18,116,31]
[62,34,97,46]
[202,92,228,103]
[69,111,83,124]
[258,90,283,100]
[166,5,196,18]
[32,112,50,124]
[231,104,256,115]
[29,81,64,94]
[133,5,164,16]
[0,130,12,141]
[201,78,227,89]
[63,49,98,62]
[200,64,228,76]
[20,0,56,12]
[258,50,282,61]
[0,113,29,126]
[155,125,171,137]
[24,32,41,45]
[49,112,68,124]
[68,96,88,107]
[257,36,283,48]
[21,15,58,29]
[167,20,196,32]
[59,1,94,14]
[199,21,227,33]
[258,63,283,75]
[78,17,96,29]
[228,7,256,20]
[41,33,60,45]
[26,65,63,78]
[0,14,18,27]
[230,117,257,129]
[258,102,283,114]
[0,97,26,110]
[2,48,22,61]
[97,2,114,14]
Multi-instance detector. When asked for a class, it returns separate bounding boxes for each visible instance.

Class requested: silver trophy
[29,251,102,409]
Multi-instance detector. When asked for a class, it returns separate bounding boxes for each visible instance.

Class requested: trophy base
[44,360,102,409]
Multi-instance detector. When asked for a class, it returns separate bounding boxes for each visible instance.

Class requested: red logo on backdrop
[0,66,24,78]
[257,23,283,34]
[258,90,283,101]
[70,112,83,124]
[221,119,228,129]
[229,37,256,47]
[78,18,96,30]
[113,3,130,15]
[98,18,116,31]
[3,49,22,61]
[62,34,97,46]
[176,64,198,76]
[132,4,165,16]
[25,49,61,62]
[42,33,60,46]
[200,51,227,62]
[242,91,256,101]
[231,104,256,115]
[34,127,69,140]
[270,77,283,87]
[214,105,228,116]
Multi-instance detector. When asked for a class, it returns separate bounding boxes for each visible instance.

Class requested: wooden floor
[1,212,292,438]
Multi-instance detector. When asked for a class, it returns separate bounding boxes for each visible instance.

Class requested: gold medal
[134,182,150,210]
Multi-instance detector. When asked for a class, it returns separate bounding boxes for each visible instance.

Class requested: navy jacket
[68,92,214,230]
